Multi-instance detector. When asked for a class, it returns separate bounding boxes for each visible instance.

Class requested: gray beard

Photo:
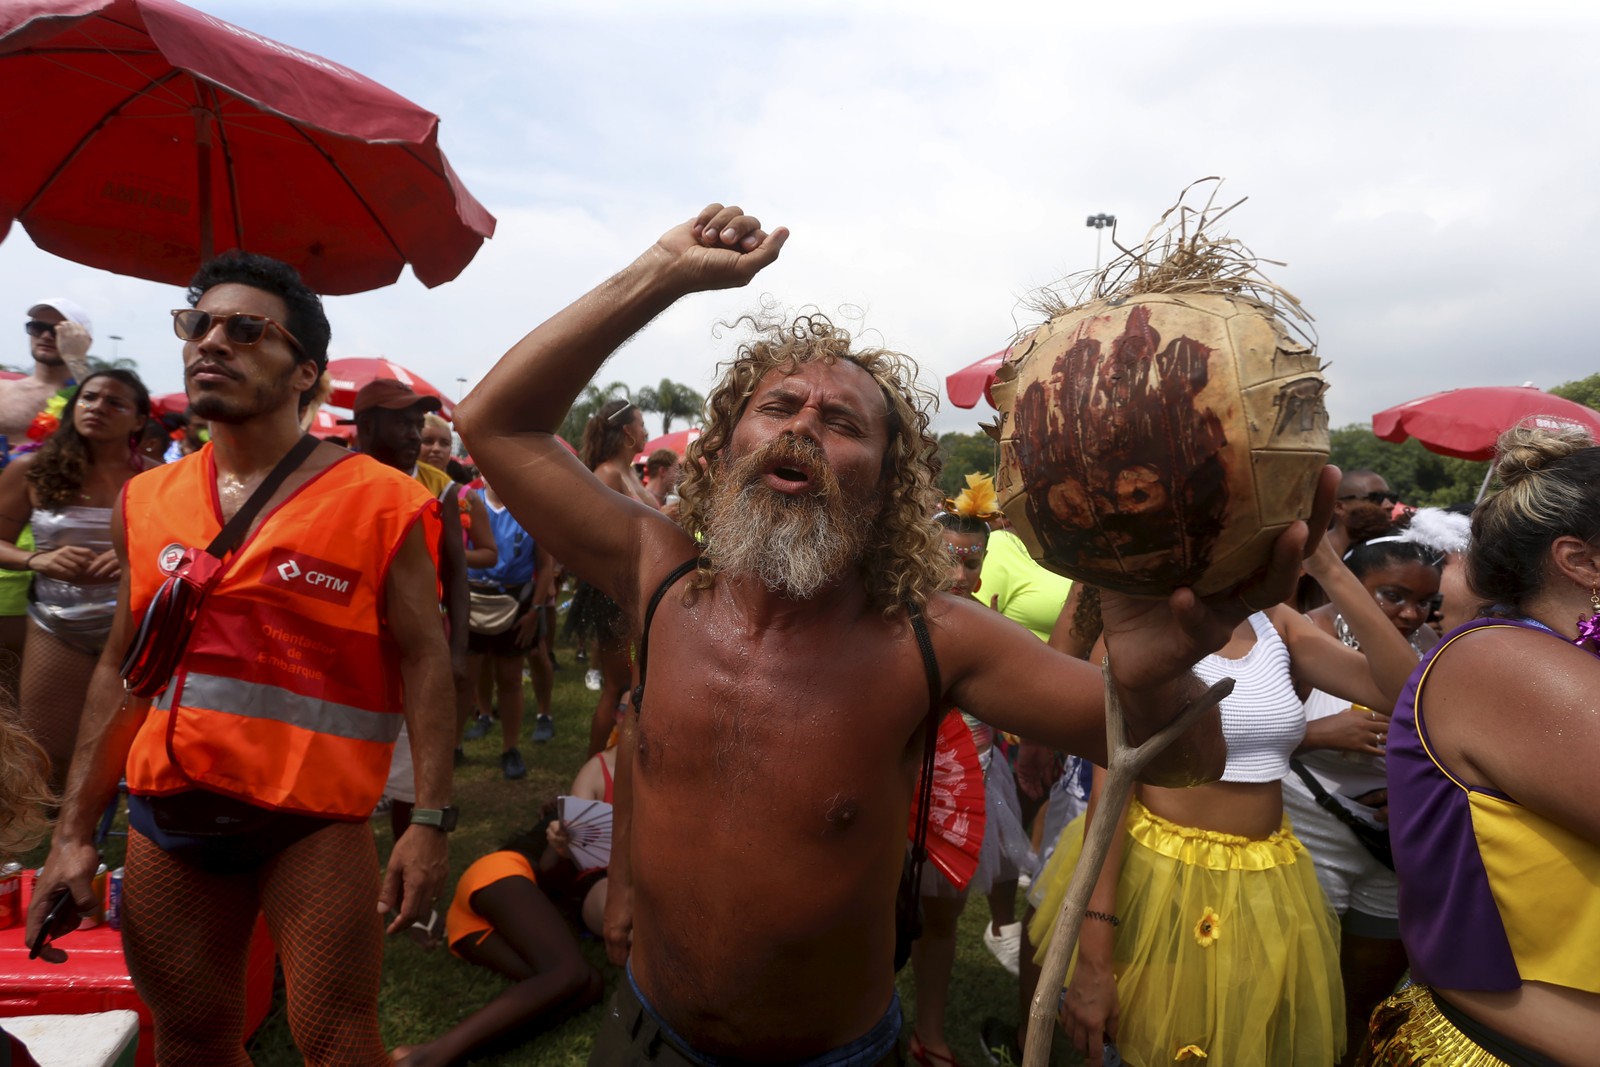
[704,478,874,600]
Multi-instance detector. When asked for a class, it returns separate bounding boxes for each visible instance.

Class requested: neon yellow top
[979,529,1072,641]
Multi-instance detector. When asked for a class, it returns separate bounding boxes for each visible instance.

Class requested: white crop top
[1191,612,1306,783]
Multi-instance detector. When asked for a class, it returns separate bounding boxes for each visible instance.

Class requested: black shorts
[468,597,540,658]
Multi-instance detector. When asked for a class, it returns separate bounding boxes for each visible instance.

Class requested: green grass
[42,647,1081,1066]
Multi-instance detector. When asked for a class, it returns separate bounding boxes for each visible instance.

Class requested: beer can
[107,867,125,931]
[79,863,107,929]
[0,862,22,930]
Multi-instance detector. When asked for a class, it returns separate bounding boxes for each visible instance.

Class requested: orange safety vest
[122,444,440,820]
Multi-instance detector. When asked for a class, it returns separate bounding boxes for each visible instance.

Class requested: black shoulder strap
[205,434,321,559]
[631,556,702,716]
[1289,758,1374,832]
[905,600,942,874]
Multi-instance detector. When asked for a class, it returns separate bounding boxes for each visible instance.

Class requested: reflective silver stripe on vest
[155,673,402,743]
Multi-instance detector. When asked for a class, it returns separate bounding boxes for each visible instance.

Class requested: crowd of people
[0,201,1591,1067]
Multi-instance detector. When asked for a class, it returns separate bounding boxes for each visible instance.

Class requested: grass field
[37,647,1082,1066]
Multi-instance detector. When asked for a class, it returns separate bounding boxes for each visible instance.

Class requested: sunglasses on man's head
[24,321,57,338]
[171,309,305,358]
[1339,490,1400,505]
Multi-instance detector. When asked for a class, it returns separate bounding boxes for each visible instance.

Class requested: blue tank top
[466,492,536,588]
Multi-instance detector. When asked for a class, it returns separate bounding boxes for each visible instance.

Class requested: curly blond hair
[0,707,53,855]
[679,312,945,615]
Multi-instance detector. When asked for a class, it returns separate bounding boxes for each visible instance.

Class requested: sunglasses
[1339,491,1400,506]
[171,309,305,358]
[24,320,57,338]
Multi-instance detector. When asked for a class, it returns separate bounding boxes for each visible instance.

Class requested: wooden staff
[1023,660,1234,1067]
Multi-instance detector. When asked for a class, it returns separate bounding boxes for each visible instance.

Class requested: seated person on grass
[393,747,619,1066]
[393,819,602,1067]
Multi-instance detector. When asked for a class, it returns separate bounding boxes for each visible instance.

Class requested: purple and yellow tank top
[1389,617,1600,993]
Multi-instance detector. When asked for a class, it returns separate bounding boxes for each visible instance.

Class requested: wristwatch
[409,806,459,832]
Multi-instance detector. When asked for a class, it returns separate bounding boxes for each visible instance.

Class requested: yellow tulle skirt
[1028,798,1344,1067]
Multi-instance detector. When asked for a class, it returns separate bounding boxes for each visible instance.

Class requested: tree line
[558,377,706,447]
[933,373,1600,510]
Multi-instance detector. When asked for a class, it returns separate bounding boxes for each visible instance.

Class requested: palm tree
[635,378,705,434]
[559,380,631,445]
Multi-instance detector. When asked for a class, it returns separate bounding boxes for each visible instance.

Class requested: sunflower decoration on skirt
[1193,906,1222,949]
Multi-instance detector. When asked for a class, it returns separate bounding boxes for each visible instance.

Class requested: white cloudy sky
[4,0,1597,438]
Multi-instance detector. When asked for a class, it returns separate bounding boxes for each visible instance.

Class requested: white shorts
[384,721,416,804]
[1281,773,1398,937]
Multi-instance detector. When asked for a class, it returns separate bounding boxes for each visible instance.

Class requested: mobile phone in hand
[28,889,77,960]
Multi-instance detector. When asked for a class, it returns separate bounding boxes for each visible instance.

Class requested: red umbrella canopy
[1372,386,1600,461]
[309,406,354,441]
[327,357,453,419]
[151,390,188,417]
[946,349,1007,411]
[0,0,495,294]
[635,427,700,463]
[908,712,986,891]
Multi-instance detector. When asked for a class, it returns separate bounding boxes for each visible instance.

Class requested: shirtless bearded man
[456,204,1334,1065]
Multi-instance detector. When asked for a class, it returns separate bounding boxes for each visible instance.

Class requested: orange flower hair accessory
[944,472,1001,520]
[1193,906,1221,948]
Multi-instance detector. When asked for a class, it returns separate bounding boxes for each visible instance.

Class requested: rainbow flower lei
[14,385,76,456]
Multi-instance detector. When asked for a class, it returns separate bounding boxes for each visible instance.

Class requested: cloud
[2,3,1597,446]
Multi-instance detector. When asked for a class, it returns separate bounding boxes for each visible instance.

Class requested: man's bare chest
[634,616,933,806]
[0,382,57,439]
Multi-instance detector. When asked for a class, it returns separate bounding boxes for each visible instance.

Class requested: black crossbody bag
[634,560,943,973]
[121,434,320,699]
[1288,758,1394,870]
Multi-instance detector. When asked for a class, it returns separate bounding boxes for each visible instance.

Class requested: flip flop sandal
[909,1032,964,1067]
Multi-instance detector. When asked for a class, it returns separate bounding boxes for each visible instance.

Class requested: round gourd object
[992,292,1328,597]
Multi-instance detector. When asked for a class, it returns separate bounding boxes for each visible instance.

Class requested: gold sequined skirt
[1356,985,1520,1066]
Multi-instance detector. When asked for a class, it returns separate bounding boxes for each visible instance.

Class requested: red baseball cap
[342,379,442,421]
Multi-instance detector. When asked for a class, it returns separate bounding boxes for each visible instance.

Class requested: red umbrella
[946,349,1008,411]
[327,357,453,419]
[1372,386,1600,461]
[308,406,354,441]
[634,427,700,465]
[0,0,495,295]
[152,391,188,417]
[908,712,986,891]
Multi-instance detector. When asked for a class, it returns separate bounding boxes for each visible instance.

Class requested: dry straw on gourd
[1031,176,1316,349]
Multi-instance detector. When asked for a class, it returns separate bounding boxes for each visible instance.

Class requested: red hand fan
[908,712,987,891]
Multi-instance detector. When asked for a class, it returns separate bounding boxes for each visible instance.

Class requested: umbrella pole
[193,104,215,262]
[1022,663,1233,1067]
[1475,464,1494,504]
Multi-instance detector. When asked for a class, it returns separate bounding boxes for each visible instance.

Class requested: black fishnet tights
[122,822,389,1066]
[18,620,97,793]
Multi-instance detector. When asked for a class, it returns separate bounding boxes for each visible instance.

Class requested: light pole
[1085,213,1116,269]
[455,377,467,401]
[109,334,123,360]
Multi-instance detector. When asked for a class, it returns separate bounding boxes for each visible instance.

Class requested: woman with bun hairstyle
[0,369,151,791]
[1289,511,1462,1065]
[1358,426,1600,1066]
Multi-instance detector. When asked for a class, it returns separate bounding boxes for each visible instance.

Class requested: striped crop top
[1192,612,1306,783]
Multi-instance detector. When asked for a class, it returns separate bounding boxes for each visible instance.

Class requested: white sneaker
[584,669,602,691]
[983,921,1022,976]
